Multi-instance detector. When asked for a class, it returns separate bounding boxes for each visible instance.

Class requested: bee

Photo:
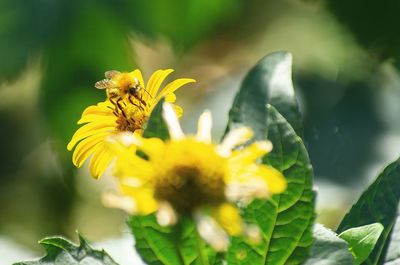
[95,70,151,111]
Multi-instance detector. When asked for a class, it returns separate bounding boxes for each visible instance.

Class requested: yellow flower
[67,69,195,178]
[106,103,287,251]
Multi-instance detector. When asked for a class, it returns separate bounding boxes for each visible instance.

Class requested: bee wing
[105,70,120,79]
[95,79,115,89]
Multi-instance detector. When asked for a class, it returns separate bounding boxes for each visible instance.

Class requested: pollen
[153,139,228,214]
[114,100,147,132]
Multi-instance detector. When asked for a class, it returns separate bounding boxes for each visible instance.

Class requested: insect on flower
[104,103,287,251]
[67,69,195,179]
[95,70,151,111]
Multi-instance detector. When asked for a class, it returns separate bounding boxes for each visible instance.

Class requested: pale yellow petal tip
[244,224,262,245]
[162,102,184,139]
[156,202,178,227]
[256,141,273,153]
[106,132,140,151]
[102,191,135,214]
[195,212,229,252]
[117,132,139,147]
[219,127,254,156]
[196,110,212,143]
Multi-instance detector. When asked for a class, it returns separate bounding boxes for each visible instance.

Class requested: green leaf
[339,223,384,265]
[13,234,118,265]
[143,99,169,140]
[225,105,315,264]
[226,51,302,137]
[337,159,400,265]
[127,0,240,50]
[128,215,218,265]
[326,0,400,62]
[304,224,354,265]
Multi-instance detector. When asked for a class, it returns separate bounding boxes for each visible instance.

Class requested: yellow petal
[72,132,110,167]
[120,184,158,215]
[165,93,176,103]
[228,164,286,196]
[129,69,145,90]
[78,114,116,125]
[146,69,174,100]
[173,104,183,118]
[136,137,166,160]
[154,78,196,104]
[256,165,287,194]
[95,150,114,178]
[67,122,115,150]
[218,127,254,156]
[116,160,154,184]
[109,137,155,181]
[89,146,112,179]
[212,203,242,235]
[229,141,272,165]
[82,101,113,117]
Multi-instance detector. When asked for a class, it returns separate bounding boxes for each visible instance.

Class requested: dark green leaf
[143,99,169,140]
[13,234,118,265]
[337,158,400,265]
[225,105,315,264]
[128,215,218,265]
[326,0,400,61]
[226,51,302,137]
[339,223,384,265]
[304,224,354,265]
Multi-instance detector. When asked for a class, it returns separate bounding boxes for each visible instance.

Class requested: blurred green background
[2,0,400,259]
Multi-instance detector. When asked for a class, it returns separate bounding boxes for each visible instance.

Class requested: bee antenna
[143,88,152,98]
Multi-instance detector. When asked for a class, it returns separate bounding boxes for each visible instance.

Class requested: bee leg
[119,107,127,119]
[116,100,125,113]
[106,105,119,116]
[128,95,145,110]
[139,98,147,108]
[143,88,152,99]
[109,95,119,108]
[128,96,134,105]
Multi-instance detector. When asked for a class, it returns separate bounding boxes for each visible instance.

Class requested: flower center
[113,99,150,132]
[153,140,227,214]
